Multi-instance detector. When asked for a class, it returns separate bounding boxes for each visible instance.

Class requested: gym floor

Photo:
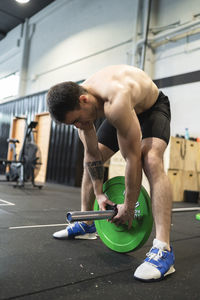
[0,179,199,300]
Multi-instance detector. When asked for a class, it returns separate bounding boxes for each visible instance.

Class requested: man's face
[64,104,96,130]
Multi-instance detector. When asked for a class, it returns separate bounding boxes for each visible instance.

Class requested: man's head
[46,81,87,123]
[47,81,98,129]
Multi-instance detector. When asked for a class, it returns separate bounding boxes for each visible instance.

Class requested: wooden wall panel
[7,117,26,161]
[34,113,51,184]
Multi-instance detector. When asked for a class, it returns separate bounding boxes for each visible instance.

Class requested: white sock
[153,238,168,250]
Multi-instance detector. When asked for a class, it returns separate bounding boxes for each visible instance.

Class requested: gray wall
[149,0,200,137]
[0,0,139,94]
[26,0,138,93]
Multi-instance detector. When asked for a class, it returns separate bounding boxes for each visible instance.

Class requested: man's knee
[143,150,164,179]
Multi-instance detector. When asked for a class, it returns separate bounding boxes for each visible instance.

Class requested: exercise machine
[0,119,42,188]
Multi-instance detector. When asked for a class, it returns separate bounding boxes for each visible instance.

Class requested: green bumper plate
[94,176,153,253]
[196,213,200,221]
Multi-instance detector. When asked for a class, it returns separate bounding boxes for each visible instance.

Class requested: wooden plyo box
[168,170,184,202]
[198,173,200,190]
[169,137,185,170]
[184,140,200,171]
[196,142,200,172]
[182,170,199,192]
[169,137,200,172]
[108,151,125,179]
[34,112,51,184]
[168,169,199,202]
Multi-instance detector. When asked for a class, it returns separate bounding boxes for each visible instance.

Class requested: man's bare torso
[82,65,159,115]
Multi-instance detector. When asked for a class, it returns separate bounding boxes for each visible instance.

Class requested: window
[0,73,19,101]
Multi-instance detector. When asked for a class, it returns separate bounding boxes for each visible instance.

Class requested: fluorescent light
[15,0,30,4]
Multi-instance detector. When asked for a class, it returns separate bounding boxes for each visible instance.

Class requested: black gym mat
[0,180,199,300]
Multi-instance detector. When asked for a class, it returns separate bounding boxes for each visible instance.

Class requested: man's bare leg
[134,137,175,281]
[142,137,172,250]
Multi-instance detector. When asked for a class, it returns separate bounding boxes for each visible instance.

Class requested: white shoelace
[67,221,85,232]
[146,247,164,262]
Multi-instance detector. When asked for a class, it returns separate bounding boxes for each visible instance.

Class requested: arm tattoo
[85,160,104,180]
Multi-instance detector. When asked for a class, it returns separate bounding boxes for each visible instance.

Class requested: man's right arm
[78,125,113,209]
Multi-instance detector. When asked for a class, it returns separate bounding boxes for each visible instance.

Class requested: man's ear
[79,94,88,104]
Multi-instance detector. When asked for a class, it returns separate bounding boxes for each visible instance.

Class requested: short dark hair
[46,81,87,123]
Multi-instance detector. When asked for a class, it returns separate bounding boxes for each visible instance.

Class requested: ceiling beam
[0,8,24,22]
[0,30,6,37]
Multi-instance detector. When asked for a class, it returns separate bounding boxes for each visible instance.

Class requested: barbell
[66,176,153,253]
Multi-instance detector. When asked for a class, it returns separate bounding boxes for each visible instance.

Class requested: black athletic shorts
[97,91,171,153]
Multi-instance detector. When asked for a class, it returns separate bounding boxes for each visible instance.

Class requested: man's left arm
[106,92,142,228]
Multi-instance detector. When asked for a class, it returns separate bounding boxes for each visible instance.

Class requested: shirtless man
[47,65,175,282]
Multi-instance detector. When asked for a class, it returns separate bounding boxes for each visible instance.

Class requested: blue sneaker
[53,222,97,240]
[134,239,175,282]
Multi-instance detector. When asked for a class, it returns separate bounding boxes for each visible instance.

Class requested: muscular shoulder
[84,65,141,101]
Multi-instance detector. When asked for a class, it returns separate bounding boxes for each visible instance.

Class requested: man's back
[82,65,159,114]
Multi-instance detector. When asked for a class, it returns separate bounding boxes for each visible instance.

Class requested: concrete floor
[0,179,200,300]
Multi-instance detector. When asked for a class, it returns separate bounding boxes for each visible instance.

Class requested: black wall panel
[0,92,84,186]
